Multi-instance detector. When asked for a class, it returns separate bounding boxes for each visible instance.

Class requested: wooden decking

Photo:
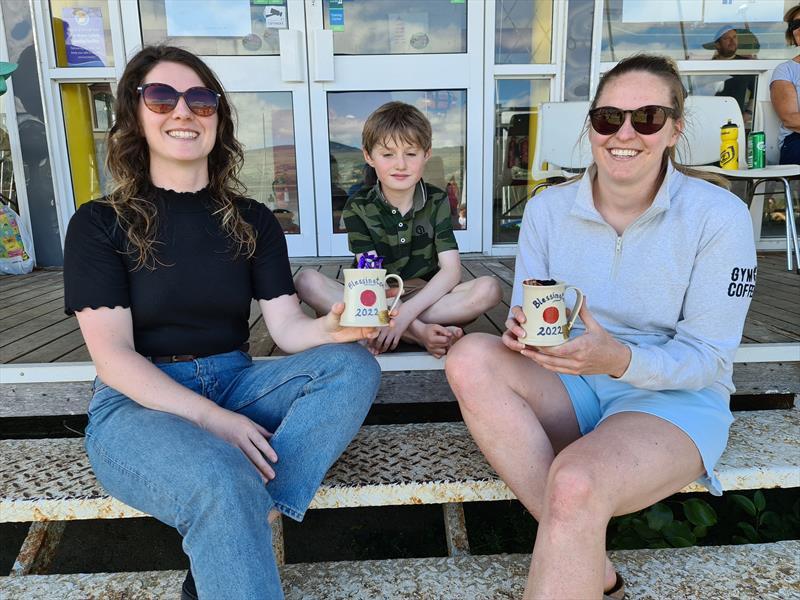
[0,253,798,364]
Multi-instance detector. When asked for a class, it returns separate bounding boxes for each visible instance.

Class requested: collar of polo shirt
[373,180,428,215]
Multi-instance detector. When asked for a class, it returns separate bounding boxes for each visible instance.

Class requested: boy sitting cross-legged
[294,101,501,358]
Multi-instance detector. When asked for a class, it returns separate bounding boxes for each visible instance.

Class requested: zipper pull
[615,237,622,253]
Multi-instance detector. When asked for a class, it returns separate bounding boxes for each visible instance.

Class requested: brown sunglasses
[588,105,679,135]
[137,83,220,117]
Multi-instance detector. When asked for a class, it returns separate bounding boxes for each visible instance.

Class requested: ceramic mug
[519,279,584,346]
[340,268,404,327]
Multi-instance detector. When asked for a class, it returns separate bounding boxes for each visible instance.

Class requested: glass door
[121,0,318,255]
[122,0,484,257]
[305,0,485,256]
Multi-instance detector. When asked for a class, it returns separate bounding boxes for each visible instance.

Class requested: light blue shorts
[557,374,734,495]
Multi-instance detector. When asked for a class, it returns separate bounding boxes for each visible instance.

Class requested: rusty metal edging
[3,464,799,524]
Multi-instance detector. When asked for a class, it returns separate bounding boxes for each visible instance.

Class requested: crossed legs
[446,333,704,599]
[294,269,502,356]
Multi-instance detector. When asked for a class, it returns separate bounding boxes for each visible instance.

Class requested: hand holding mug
[518,279,583,347]
[521,300,632,377]
[502,305,530,352]
[324,302,383,344]
[340,268,404,328]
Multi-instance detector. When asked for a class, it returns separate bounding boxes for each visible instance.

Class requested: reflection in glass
[323,0,466,55]
[60,83,114,207]
[492,79,550,245]
[495,0,553,64]
[0,111,18,213]
[683,74,758,131]
[7,4,63,265]
[140,0,287,56]
[50,0,114,67]
[564,0,594,100]
[601,0,796,61]
[231,92,300,234]
[328,90,466,233]
[758,181,798,239]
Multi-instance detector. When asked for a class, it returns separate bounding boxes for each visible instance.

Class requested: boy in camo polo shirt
[295,101,501,358]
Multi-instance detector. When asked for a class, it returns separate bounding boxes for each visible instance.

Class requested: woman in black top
[63,46,381,600]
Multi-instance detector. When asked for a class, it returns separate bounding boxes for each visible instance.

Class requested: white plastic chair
[677,95,800,272]
[530,100,593,194]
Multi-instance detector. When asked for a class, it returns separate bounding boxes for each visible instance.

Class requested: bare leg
[418,276,503,325]
[446,333,625,594]
[446,333,581,515]
[293,269,343,316]
[526,413,704,599]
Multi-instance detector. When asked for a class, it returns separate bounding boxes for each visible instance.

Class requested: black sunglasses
[137,83,220,117]
[789,19,800,32]
[588,105,679,135]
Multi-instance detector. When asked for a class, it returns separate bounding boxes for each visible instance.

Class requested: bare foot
[417,323,460,358]
[445,326,464,348]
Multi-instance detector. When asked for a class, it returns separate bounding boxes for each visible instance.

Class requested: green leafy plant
[727,491,800,544]
[609,498,717,550]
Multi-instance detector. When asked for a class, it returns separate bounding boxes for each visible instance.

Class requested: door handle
[279,29,304,82]
[312,29,334,82]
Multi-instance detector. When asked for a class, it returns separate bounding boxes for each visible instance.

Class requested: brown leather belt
[149,343,250,364]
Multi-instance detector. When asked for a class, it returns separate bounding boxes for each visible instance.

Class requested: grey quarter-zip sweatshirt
[512,162,757,397]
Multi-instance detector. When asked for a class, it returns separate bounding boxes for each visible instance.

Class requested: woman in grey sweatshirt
[446,54,756,599]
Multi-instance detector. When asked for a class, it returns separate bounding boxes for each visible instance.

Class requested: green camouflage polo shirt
[343,180,458,281]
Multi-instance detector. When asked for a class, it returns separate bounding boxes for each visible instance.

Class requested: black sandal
[603,571,626,599]
[181,570,198,600]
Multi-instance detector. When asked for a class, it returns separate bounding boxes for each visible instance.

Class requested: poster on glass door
[704,0,784,23]
[61,7,106,67]
[389,13,430,53]
[622,0,784,23]
[622,0,701,23]
[165,0,251,37]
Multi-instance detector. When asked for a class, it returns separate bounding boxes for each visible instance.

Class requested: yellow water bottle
[720,120,738,170]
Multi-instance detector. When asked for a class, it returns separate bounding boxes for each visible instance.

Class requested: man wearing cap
[705,25,756,125]
[708,26,747,60]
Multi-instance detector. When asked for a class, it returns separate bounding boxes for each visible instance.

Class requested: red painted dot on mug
[360,290,377,307]
[543,307,559,324]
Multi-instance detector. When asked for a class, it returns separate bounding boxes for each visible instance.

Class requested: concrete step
[1,409,798,523]
[2,362,799,417]
[0,541,797,599]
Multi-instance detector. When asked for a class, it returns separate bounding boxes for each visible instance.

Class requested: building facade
[1,0,796,264]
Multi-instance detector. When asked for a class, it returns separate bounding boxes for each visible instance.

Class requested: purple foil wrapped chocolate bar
[358,251,384,269]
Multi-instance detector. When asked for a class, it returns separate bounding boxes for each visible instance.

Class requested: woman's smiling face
[589,71,682,188]
[138,60,218,174]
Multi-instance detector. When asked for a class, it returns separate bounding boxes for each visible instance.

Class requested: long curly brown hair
[104,45,255,270]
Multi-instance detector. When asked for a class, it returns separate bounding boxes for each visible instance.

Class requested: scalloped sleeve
[63,202,131,315]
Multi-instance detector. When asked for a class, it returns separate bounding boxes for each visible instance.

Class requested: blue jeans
[85,343,380,600]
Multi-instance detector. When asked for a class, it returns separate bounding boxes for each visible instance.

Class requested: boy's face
[363,138,431,199]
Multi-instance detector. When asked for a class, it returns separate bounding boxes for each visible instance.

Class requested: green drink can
[747,131,766,168]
